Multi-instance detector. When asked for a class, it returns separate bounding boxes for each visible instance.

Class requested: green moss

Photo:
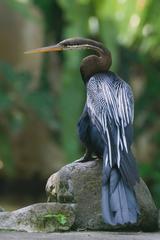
[35,212,69,231]
[43,213,67,225]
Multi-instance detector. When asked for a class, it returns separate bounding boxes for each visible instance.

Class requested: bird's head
[25,37,112,82]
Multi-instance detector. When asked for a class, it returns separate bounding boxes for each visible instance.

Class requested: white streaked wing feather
[86,73,134,168]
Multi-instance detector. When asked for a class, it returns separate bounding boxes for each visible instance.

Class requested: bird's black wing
[86,73,139,186]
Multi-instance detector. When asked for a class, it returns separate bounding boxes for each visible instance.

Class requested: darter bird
[25,38,140,225]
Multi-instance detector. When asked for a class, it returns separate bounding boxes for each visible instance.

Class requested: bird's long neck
[80,49,112,83]
[25,37,112,83]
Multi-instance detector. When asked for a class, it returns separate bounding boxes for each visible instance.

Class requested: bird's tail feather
[102,149,139,225]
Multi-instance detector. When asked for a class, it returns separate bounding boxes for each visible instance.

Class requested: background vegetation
[0,0,160,208]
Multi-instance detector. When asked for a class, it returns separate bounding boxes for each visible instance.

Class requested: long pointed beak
[24,44,63,54]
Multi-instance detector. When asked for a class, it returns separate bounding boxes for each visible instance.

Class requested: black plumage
[25,37,140,225]
[78,71,139,224]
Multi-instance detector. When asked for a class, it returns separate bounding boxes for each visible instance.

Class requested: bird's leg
[75,149,97,163]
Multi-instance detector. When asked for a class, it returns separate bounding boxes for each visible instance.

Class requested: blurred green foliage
[0,62,56,128]
[1,0,160,205]
[0,62,56,175]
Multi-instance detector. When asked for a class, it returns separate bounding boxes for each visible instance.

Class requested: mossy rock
[0,203,76,232]
[46,160,158,231]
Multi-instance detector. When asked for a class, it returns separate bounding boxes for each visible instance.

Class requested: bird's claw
[74,155,97,163]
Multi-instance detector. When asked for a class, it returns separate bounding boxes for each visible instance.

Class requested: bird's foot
[75,155,98,163]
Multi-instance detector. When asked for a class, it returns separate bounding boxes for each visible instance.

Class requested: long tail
[102,148,139,225]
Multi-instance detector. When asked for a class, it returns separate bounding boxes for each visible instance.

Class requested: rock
[0,231,160,240]
[134,179,158,231]
[46,160,158,231]
[0,203,76,232]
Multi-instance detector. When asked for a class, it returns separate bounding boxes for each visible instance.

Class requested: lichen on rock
[0,203,76,232]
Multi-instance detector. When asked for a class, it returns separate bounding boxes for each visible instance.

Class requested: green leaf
[0,92,12,111]
[53,214,67,225]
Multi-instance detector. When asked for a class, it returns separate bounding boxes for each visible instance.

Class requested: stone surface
[0,231,160,240]
[46,160,158,231]
[134,178,158,231]
[0,203,76,232]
